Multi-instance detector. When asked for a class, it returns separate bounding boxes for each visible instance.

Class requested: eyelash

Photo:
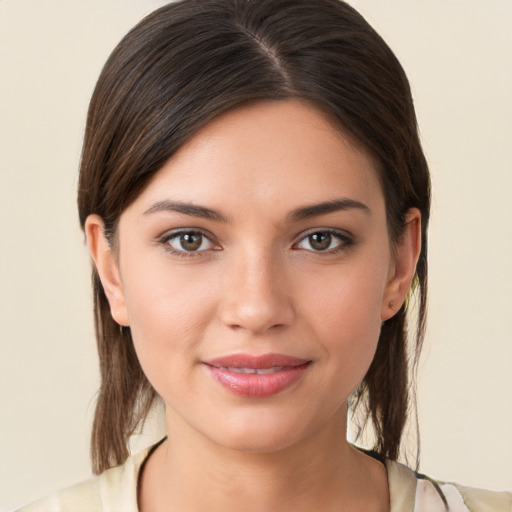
[158,228,354,258]
[293,229,354,254]
[159,230,219,258]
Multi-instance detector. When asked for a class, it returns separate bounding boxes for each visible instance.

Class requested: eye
[163,230,217,255]
[295,230,352,253]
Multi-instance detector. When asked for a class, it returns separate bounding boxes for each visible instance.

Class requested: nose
[219,250,295,335]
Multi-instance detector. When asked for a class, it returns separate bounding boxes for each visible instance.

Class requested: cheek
[312,285,382,367]
[301,255,389,383]
[311,256,387,327]
[120,258,217,390]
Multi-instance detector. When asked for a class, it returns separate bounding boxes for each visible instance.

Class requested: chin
[198,405,337,455]
[213,428,305,454]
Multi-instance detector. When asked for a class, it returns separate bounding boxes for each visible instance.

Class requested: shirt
[14,441,512,512]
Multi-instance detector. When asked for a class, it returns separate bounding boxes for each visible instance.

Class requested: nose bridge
[221,243,293,333]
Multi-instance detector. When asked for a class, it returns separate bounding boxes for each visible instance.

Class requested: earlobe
[381,208,422,321]
[85,215,130,327]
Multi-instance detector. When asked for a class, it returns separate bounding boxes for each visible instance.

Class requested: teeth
[223,366,284,375]
[226,367,256,374]
[256,367,284,374]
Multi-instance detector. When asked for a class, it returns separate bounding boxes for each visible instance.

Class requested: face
[88,99,418,454]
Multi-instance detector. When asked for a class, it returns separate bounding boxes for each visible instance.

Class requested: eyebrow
[144,197,370,223]
[287,198,370,221]
[144,200,229,222]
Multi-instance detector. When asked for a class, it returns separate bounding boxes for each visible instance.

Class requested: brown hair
[78,0,430,474]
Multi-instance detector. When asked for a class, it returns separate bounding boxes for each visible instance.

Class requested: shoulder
[12,477,102,512]
[448,482,512,512]
[12,446,152,512]
[386,459,512,512]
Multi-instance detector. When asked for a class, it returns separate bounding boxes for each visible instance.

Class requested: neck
[138,409,389,512]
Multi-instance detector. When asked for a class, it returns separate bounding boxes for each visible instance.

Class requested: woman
[14,0,511,510]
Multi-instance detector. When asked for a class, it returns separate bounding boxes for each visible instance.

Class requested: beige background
[1,0,510,509]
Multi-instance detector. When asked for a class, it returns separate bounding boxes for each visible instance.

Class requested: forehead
[130,99,384,217]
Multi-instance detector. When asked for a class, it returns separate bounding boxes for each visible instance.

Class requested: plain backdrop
[1,1,511,509]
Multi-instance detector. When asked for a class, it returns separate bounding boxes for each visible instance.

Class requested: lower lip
[205,363,310,398]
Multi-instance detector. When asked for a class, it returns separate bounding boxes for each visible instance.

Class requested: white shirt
[14,442,512,512]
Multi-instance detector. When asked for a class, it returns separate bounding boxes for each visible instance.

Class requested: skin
[86,99,421,512]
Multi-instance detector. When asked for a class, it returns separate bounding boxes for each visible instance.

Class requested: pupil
[310,232,331,251]
[181,233,202,251]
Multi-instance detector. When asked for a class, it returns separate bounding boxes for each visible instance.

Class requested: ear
[381,208,422,321]
[85,214,130,327]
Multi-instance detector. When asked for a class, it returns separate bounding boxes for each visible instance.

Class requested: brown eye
[295,230,351,253]
[309,232,332,251]
[165,231,215,254]
[180,232,203,251]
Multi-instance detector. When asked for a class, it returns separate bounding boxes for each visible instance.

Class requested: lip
[204,353,311,398]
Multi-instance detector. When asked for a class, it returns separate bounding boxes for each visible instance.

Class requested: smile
[219,366,286,375]
[204,354,311,398]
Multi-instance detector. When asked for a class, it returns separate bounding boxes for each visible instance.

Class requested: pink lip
[204,353,311,398]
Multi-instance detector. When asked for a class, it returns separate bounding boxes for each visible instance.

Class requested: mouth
[216,366,289,375]
[203,353,311,398]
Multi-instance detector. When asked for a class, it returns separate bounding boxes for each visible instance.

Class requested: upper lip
[204,353,310,369]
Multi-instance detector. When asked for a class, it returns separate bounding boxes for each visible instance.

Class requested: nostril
[220,269,295,333]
